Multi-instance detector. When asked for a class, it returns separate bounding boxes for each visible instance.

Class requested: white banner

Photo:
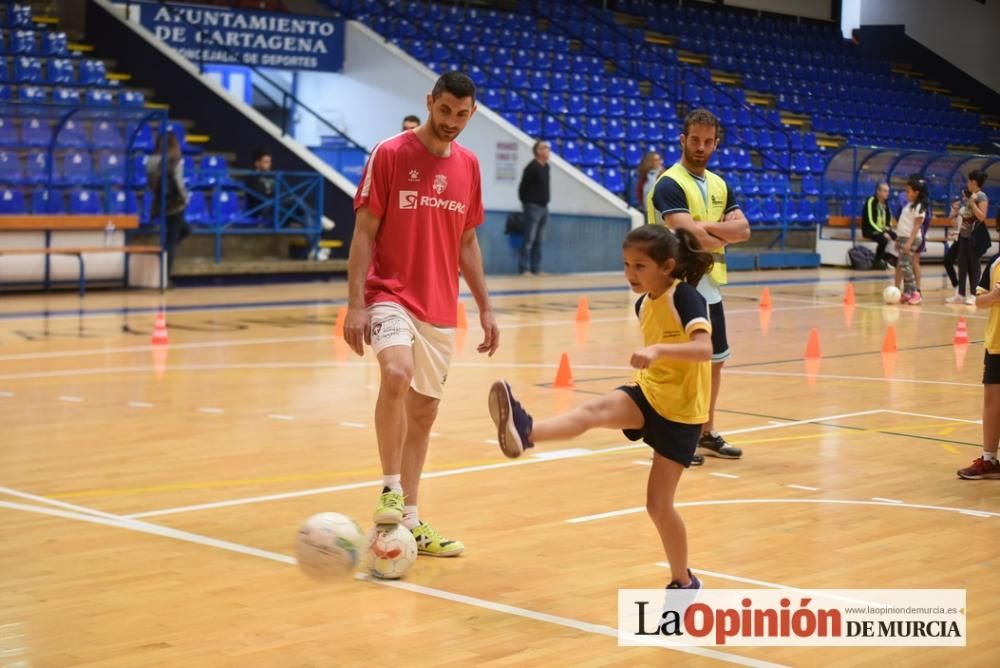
[618,589,966,647]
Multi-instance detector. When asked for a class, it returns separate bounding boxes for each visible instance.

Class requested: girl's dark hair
[906,174,929,214]
[967,170,988,188]
[623,224,714,285]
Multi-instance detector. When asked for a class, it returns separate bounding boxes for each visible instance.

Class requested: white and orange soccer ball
[294,512,365,580]
[363,524,417,580]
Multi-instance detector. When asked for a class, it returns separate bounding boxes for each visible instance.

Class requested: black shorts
[985,352,1000,385]
[709,301,730,362]
[617,385,702,467]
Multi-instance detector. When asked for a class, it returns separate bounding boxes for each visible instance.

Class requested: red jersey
[354,131,484,327]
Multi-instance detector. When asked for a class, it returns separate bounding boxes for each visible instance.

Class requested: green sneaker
[374,488,404,524]
[409,521,464,557]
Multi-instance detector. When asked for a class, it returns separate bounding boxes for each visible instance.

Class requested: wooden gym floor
[0,268,996,667]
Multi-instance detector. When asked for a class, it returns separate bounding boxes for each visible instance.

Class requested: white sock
[983,452,998,463]
[382,474,402,494]
[402,505,419,530]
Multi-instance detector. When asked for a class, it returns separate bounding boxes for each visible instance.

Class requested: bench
[0,215,165,294]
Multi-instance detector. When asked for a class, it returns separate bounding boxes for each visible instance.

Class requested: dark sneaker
[957,457,1000,480]
[488,380,534,458]
[667,569,702,589]
[690,453,704,466]
[698,433,742,459]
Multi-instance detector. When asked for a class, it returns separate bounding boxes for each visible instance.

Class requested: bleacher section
[322,0,994,239]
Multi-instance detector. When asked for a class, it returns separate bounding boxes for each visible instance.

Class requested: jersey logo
[408,169,420,182]
[398,190,418,210]
[433,174,448,194]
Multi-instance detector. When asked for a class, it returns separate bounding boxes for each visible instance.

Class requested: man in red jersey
[344,72,499,557]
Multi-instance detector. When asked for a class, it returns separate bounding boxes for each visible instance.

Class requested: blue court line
[0,272,901,322]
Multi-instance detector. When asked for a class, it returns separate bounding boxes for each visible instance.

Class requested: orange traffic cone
[576,296,591,323]
[804,328,821,359]
[843,283,856,306]
[759,287,772,309]
[151,309,168,345]
[881,325,897,354]
[457,302,468,330]
[953,317,969,345]
[553,352,574,388]
[334,306,347,338]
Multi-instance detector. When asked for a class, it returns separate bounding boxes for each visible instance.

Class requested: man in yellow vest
[646,108,751,464]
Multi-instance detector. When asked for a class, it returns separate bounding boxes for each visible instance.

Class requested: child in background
[895,175,929,305]
[488,225,714,589]
[958,253,1000,479]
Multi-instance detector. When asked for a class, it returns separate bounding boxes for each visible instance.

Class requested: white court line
[355,575,786,668]
[0,390,13,397]
[0,489,783,668]
[871,497,904,504]
[710,472,739,479]
[125,412,882,519]
[727,369,981,388]
[882,409,982,425]
[126,443,645,519]
[198,407,225,414]
[0,485,126,521]
[268,414,295,421]
[567,498,1000,524]
[786,484,818,491]
[632,460,652,467]
[766,293,988,320]
[654,564,882,607]
[484,439,499,445]
[58,395,83,403]
[339,421,366,429]
[128,401,154,409]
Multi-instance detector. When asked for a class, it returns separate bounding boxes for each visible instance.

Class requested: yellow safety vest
[645,163,728,285]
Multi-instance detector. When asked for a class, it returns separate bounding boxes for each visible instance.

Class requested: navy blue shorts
[985,352,1000,385]
[618,385,702,467]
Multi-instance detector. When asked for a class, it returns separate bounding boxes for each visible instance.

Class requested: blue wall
[478,211,631,275]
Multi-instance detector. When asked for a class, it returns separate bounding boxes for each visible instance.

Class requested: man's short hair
[402,114,420,127]
[431,71,476,103]
[532,140,548,156]
[251,150,271,164]
[682,108,720,138]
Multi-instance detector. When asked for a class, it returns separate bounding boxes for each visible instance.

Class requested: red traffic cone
[953,318,969,345]
[759,287,772,309]
[843,283,856,306]
[576,296,591,323]
[553,352,574,388]
[151,310,168,345]
[804,328,822,360]
[881,325,897,354]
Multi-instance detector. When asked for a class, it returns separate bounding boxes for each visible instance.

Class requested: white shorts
[369,302,455,400]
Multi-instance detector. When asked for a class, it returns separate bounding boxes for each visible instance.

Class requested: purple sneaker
[488,380,534,458]
[666,569,702,590]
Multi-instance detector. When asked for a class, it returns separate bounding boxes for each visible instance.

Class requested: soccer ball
[363,524,417,580]
[294,512,365,580]
[883,286,902,305]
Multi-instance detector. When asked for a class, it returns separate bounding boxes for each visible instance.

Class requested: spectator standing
[517,140,551,275]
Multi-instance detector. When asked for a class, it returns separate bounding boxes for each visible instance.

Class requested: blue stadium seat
[581,141,601,166]
[48,58,75,84]
[0,84,9,102]
[801,175,820,196]
[0,148,20,183]
[602,166,624,193]
[606,119,626,140]
[91,121,123,149]
[7,5,32,27]
[186,190,208,224]
[559,139,581,163]
[213,190,242,223]
[542,115,562,139]
[197,155,228,188]
[96,152,125,185]
[19,85,45,104]
[602,142,623,166]
[0,118,17,147]
[43,30,69,56]
[62,150,93,186]
[810,153,826,174]
[125,123,154,152]
[21,117,50,147]
[481,88,501,109]
[31,189,64,214]
[69,189,102,214]
[57,119,88,148]
[53,88,80,106]
[521,113,541,137]
[624,142,643,166]
[80,60,107,85]
[605,97,624,118]
[108,189,138,215]
[11,29,34,54]
[625,119,645,142]
[120,91,145,108]
[129,154,148,188]
[797,198,817,225]
[15,56,42,83]
[644,121,664,143]
[0,187,26,213]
